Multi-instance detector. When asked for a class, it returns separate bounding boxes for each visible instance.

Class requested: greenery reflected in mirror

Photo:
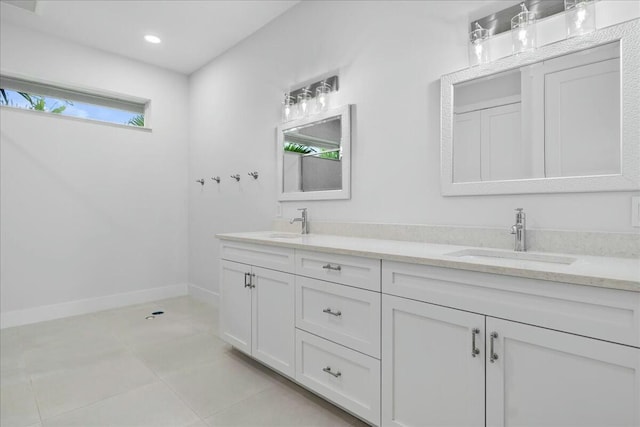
[283,115,342,193]
[277,105,352,201]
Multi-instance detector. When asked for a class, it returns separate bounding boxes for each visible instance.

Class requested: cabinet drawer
[296,277,381,358]
[295,329,381,426]
[220,241,294,273]
[295,250,381,291]
[383,260,640,348]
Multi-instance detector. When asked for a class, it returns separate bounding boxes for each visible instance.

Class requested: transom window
[0,76,147,127]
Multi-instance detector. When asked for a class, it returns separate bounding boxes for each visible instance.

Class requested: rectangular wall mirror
[441,20,639,196]
[277,105,352,201]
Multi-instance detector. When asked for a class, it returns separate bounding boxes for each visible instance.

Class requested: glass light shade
[282,94,296,122]
[315,82,332,112]
[297,89,311,118]
[469,23,491,66]
[565,0,596,38]
[511,4,537,54]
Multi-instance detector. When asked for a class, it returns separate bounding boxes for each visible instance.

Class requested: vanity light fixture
[297,88,312,118]
[469,22,491,66]
[315,81,332,112]
[144,34,162,44]
[281,75,339,122]
[511,3,537,54]
[565,0,596,38]
[282,93,296,122]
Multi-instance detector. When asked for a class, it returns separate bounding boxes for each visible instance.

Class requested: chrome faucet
[290,208,308,234]
[510,208,526,252]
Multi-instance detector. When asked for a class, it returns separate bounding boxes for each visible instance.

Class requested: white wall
[188,1,640,297]
[0,23,190,317]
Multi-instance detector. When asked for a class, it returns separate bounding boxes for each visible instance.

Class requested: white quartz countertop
[216,231,640,292]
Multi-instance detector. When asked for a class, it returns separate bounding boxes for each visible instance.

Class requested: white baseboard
[188,283,219,307]
[0,283,189,329]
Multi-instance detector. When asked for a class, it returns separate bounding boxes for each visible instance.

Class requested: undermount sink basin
[446,248,576,265]
[267,233,303,239]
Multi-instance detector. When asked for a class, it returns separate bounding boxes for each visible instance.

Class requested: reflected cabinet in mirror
[277,105,352,201]
[441,20,639,196]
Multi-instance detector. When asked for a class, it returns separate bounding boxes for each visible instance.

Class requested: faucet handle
[515,208,524,212]
[297,208,307,211]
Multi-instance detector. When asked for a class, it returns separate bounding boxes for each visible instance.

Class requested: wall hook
[230,174,240,182]
[196,179,205,186]
[248,171,259,180]
[211,176,221,183]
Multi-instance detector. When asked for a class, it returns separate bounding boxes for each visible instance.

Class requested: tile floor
[0,296,368,427]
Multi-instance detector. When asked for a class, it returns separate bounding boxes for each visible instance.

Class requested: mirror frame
[440,19,639,196]
[277,104,352,201]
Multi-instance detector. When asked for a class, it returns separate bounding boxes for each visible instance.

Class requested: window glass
[0,77,146,127]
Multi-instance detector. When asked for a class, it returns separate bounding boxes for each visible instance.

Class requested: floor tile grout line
[28,375,44,426]
[35,380,170,424]
[200,381,284,422]
[155,371,211,426]
[154,348,280,421]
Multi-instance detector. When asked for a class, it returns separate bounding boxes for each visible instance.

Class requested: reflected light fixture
[511,3,537,54]
[565,0,596,38]
[469,22,491,67]
[144,34,162,44]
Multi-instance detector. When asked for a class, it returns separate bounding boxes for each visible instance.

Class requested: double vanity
[219,17,640,427]
[217,230,639,426]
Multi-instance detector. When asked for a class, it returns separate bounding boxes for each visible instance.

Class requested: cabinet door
[382,295,485,427]
[219,260,252,354]
[480,102,523,181]
[486,317,640,427]
[251,266,295,377]
[544,58,620,177]
[452,111,481,183]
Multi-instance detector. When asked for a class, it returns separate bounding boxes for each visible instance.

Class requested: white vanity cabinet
[486,317,639,427]
[294,250,382,426]
[219,234,639,427]
[219,242,295,377]
[220,241,382,425]
[382,294,485,427]
[382,261,640,427]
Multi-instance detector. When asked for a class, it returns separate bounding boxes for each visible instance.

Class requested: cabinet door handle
[250,273,256,289]
[489,332,499,363]
[244,272,251,288]
[471,328,480,357]
[322,264,341,271]
[322,308,342,317]
[322,366,342,378]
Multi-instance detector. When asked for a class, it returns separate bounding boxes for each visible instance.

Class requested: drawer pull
[471,328,480,358]
[322,366,342,378]
[322,308,342,317]
[322,264,342,271]
[489,332,499,363]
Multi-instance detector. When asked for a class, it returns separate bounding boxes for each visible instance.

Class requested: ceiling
[0,0,299,74]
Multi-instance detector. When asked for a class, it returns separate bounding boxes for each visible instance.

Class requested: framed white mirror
[277,104,352,201]
[441,19,639,196]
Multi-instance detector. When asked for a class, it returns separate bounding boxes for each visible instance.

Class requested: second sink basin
[446,248,576,265]
[267,233,303,239]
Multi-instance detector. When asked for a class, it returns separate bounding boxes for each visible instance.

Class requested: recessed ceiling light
[144,35,161,44]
